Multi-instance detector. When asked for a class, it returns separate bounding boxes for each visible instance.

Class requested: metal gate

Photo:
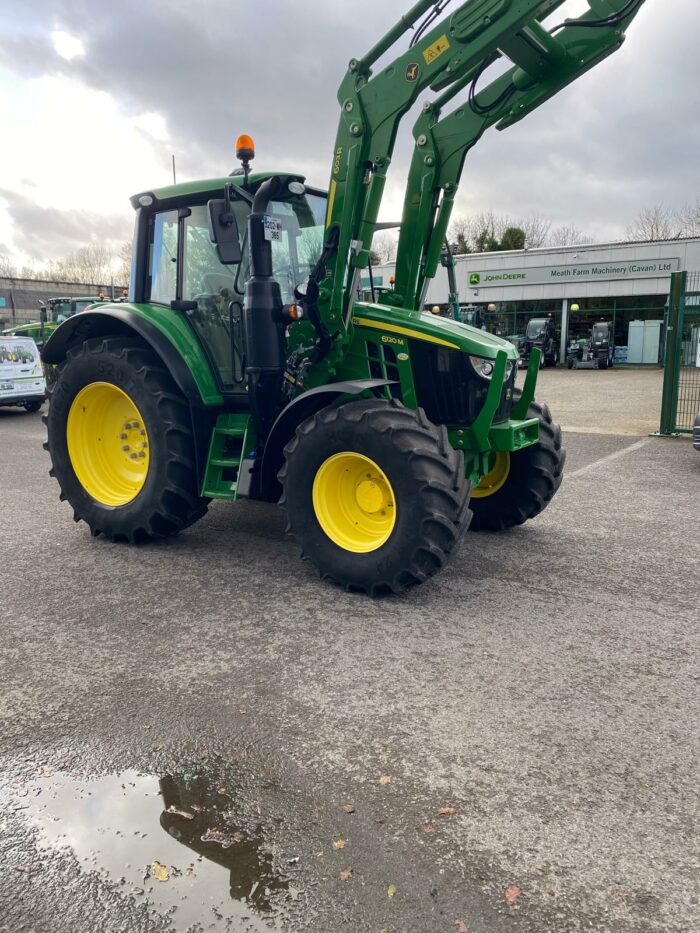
[658,271,700,435]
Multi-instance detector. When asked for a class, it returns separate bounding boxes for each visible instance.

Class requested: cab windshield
[526,321,546,339]
[593,325,609,342]
[50,301,72,323]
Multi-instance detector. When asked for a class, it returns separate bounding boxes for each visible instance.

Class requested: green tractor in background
[42,0,645,594]
[4,295,108,350]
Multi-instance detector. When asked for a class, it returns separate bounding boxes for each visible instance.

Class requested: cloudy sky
[0,0,698,267]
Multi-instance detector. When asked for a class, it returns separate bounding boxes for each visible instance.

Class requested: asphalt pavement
[0,372,698,933]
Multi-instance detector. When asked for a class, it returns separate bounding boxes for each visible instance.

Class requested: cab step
[202,413,251,500]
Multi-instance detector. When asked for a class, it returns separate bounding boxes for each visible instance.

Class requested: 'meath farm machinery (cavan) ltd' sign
[468,259,680,288]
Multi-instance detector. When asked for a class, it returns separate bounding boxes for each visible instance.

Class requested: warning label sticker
[423,34,450,65]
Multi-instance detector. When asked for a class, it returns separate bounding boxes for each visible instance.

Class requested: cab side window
[148,210,178,305]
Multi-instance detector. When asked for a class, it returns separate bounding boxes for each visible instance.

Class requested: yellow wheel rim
[67,382,150,507]
[312,452,396,553]
[472,451,511,499]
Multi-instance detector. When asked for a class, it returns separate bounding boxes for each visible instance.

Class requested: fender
[258,379,395,500]
[41,304,224,407]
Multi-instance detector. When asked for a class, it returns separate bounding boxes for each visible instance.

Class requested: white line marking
[567,439,652,479]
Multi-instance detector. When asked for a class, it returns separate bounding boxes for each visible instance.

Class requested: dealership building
[375,236,700,364]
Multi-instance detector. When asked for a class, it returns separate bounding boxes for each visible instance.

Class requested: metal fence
[658,271,700,435]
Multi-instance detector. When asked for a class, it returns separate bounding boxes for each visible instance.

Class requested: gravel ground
[0,370,697,933]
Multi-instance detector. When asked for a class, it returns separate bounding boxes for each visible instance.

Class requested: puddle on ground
[10,766,295,931]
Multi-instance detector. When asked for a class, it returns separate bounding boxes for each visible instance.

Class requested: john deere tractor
[42,0,645,594]
[4,296,106,350]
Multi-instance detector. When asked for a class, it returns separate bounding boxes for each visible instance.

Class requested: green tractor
[42,0,645,594]
[4,296,107,350]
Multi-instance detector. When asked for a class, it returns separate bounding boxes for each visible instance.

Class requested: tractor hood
[351,302,518,361]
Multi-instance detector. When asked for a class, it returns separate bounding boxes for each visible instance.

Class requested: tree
[677,198,700,237]
[500,226,526,251]
[113,240,133,286]
[625,204,680,242]
[371,232,398,264]
[548,224,594,248]
[0,255,17,278]
[449,210,550,253]
[475,227,499,253]
[521,212,551,249]
[448,216,471,254]
[49,243,113,284]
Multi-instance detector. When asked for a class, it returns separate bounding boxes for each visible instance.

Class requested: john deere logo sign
[405,63,419,82]
[466,259,680,288]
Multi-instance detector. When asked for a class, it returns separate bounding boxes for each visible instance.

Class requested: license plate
[0,381,13,391]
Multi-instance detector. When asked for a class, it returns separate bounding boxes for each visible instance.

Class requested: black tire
[24,400,43,412]
[44,336,209,543]
[567,358,574,370]
[279,398,472,595]
[469,400,566,531]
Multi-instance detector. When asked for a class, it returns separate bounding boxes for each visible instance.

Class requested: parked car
[693,413,700,452]
[0,336,47,412]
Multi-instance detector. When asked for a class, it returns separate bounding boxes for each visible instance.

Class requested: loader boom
[316,1,567,338]
[392,0,647,310]
[312,0,645,347]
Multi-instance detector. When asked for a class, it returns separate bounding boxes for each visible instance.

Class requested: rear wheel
[280,398,472,595]
[469,400,565,531]
[45,336,209,542]
[24,400,42,412]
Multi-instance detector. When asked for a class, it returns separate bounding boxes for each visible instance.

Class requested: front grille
[409,341,514,426]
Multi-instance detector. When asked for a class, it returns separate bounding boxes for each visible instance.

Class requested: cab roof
[131,172,328,210]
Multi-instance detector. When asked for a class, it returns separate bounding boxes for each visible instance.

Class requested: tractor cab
[592,321,611,349]
[590,320,614,368]
[45,296,103,323]
[2,296,101,350]
[521,317,558,368]
[567,320,614,370]
[459,305,485,329]
[134,175,328,393]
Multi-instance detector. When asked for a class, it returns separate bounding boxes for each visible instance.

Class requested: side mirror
[208,198,242,265]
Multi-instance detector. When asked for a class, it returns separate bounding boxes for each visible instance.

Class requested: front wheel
[280,398,472,595]
[469,400,566,531]
[45,336,209,542]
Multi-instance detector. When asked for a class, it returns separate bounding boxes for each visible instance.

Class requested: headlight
[468,355,513,383]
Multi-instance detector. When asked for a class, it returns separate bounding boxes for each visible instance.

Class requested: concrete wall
[0,277,128,327]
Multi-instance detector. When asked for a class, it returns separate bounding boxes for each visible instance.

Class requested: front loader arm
[314,0,566,341]
[392,0,647,310]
